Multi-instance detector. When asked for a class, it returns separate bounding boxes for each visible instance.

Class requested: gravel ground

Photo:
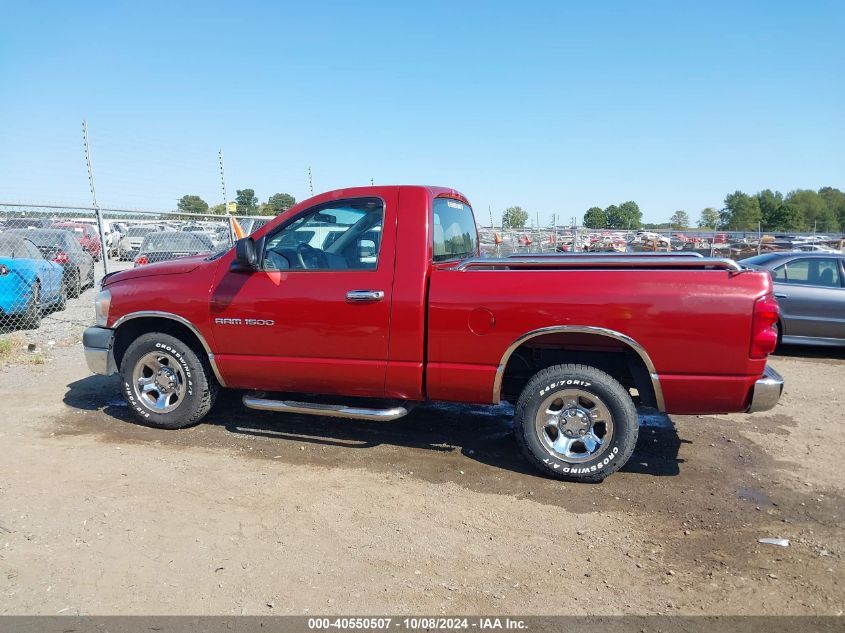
[0,275,842,615]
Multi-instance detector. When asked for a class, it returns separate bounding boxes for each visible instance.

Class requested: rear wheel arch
[496,326,664,411]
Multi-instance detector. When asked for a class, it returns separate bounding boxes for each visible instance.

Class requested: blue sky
[1,0,843,225]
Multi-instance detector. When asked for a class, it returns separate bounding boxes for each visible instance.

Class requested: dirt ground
[0,286,843,615]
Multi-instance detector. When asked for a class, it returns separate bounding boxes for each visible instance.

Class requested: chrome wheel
[534,388,614,463]
[131,351,187,413]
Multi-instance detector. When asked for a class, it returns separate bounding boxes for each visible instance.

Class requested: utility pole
[308,167,314,197]
[82,120,109,275]
[489,205,494,229]
[219,149,238,243]
[218,150,228,207]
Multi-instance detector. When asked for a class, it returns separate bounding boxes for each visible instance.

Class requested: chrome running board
[242,395,409,421]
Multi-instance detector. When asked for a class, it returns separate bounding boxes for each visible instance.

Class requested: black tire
[22,282,42,330]
[87,266,96,289]
[513,364,639,483]
[68,269,82,298]
[119,332,218,429]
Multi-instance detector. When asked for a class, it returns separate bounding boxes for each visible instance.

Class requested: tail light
[52,251,70,265]
[750,295,779,359]
[0,264,8,276]
[134,255,149,266]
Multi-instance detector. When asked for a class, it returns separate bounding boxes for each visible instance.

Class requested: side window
[24,241,43,260]
[67,237,83,253]
[262,198,384,271]
[771,264,786,282]
[784,260,809,284]
[811,258,842,288]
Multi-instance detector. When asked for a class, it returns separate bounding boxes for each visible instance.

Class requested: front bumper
[83,326,117,376]
[746,366,784,413]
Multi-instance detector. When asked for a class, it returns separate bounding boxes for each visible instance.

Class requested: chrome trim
[83,326,117,376]
[455,256,741,272]
[746,366,784,413]
[346,290,385,302]
[242,395,409,421]
[84,346,115,376]
[506,251,705,259]
[111,310,227,387]
[492,325,665,411]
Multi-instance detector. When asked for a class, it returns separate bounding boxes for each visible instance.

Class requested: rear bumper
[746,366,784,413]
[83,326,117,376]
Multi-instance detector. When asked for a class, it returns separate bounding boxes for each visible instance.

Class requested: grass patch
[0,337,14,359]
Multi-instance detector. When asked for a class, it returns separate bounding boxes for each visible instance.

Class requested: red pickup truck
[83,185,783,482]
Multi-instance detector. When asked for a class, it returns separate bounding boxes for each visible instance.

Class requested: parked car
[82,185,782,483]
[7,229,96,298]
[134,231,215,266]
[50,222,102,261]
[0,234,66,328]
[742,252,845,346]
[117,226,159,261]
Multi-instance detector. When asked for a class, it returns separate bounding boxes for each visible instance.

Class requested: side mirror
[232,237,258,271]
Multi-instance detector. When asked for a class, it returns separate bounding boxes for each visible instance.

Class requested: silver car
[742,252,845,346]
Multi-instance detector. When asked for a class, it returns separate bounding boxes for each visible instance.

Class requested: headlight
[94,289,111,327]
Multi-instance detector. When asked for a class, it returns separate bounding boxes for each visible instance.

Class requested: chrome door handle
[346,290,385,303]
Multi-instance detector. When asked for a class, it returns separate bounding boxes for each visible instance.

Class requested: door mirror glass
[233,237,258,271]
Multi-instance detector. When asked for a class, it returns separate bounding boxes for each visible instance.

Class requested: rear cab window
[432,198,478,262]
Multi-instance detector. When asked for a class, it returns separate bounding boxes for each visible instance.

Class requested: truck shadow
[62,377,684,479]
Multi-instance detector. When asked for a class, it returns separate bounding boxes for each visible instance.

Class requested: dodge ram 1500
[83,185,783,481]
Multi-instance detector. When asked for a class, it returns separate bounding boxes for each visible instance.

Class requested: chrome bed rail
[455,255,742,272]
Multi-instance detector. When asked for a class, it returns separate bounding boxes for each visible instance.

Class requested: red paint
[102,185,776,415]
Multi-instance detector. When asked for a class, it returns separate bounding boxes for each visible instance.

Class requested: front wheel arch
[113,316,211,374]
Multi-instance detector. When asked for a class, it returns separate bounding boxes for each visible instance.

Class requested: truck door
[209,193,397,397]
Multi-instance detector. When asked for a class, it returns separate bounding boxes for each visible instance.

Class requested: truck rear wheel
[513,364,639,482]
[120,332,218,429]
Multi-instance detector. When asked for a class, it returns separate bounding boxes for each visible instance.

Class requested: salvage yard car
[742,252,845,347]
[133,231,215,266]
[82,186,784,482]
[8,229,96,298]
[50,222,102,261]
[0,233,66,328]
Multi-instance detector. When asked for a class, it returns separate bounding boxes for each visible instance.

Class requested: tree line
[177,189,296,217]
[578,186,845,232]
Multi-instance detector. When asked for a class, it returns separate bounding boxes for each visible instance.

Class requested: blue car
[0,233,66,329]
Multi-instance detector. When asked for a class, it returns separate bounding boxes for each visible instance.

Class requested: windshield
[432,198,478,262]
[740,253,786,267]
[9,230,66,248]
[128,227,156,237]
[141,232,212,251]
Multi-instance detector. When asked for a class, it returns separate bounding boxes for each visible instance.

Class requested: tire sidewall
[70,269,82,298]
[120,333,205,429]
[25,283,41,328]
[517,368,638,479]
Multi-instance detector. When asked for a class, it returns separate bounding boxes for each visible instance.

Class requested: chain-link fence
[0,203,271,342]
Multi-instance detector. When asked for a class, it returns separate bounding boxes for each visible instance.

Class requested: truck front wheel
[120,332,218,429]
[513,364,639,482]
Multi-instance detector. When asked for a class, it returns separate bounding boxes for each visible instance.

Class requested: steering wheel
[296,242,329,269]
